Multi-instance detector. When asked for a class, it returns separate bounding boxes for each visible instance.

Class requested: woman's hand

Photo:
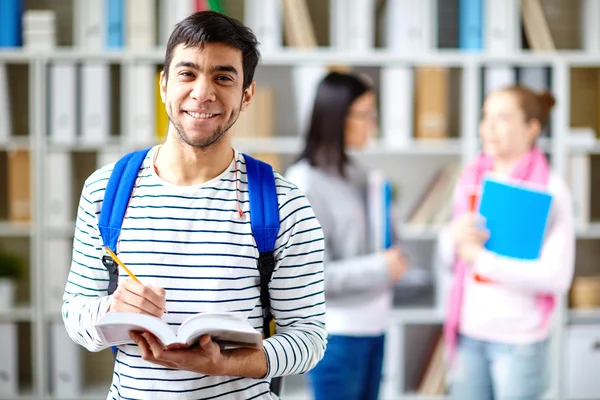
[385,247,408,282]
[450,213,489,264]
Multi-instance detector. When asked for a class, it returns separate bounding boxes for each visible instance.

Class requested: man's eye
[179,71,194,77]
[217,75,233,82]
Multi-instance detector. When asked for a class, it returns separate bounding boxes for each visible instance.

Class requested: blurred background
[1,0,600,399]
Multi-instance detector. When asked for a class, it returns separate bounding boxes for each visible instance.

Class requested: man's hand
[130,332,268,378]
[109,278,166,317]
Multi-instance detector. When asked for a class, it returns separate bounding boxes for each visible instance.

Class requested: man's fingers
[113,281,165,317]
[143,332,165,359]
[131,331,152,360]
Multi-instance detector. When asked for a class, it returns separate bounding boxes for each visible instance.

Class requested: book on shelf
[521,0,555,51]
[281,0,317,48]
[232,86,274,138]
[7,150,30,223]
[478,176,552,260]
[405,163,461,231]
[96,311,263,350]
[414,67,449,140]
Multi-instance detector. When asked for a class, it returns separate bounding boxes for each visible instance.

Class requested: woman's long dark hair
[298,72,372,177]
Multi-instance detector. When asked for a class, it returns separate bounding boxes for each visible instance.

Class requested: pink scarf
[443,146,554,364]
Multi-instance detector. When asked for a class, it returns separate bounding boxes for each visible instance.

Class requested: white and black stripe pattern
[62,147,326,400]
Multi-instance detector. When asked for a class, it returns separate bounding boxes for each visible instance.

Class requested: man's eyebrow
[174,61,200,70]
[213,65,238,76]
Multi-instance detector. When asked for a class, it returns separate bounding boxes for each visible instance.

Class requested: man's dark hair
[164,10,260,90]
[299,72,372,177]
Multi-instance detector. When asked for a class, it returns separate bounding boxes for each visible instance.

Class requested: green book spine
[207,0,224,13]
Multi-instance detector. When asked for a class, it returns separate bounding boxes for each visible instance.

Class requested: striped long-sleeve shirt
[62,147,327,400]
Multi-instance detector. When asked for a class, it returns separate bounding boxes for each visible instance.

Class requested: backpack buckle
[102,254,119,295]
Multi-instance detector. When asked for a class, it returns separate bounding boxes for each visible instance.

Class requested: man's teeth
[187,111,215,119]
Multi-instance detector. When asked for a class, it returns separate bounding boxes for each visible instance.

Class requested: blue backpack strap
[243,153,281,395]
[98,148,151,295]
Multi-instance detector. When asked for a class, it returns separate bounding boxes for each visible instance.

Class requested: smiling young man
[62,11,326,400]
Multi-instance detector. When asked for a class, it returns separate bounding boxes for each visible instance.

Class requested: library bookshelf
[1,1,600,399]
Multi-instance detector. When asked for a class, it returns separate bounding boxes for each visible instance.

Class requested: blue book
[106,0,124,48]
[478,177,553,260]
[367,173,393,251]
[459,0,483,50]
[0,0,23,47]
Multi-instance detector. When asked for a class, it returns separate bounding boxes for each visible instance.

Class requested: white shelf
[0,222,31,237]
[576,223,600,239]
[0,136,30,150]
[365,139,462,156]
[0,306,33,322]
[26,48,600,67]
[567,308,600,325]
[399,394,448,400]
[0,387,34,400]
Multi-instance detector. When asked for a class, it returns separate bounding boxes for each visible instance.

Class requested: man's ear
[240,81,256,111]
[159,70,167,103]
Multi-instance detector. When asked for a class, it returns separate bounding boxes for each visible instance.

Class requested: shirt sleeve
[262,186,327,378]
[472,177,575,295]
[62,178,113,352]
[285,168,390,295]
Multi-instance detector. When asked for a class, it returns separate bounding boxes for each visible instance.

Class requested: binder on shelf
[124,64,156,146]
[46,238,73,314]
[386,0,435,53]
[582,0,600,53]
[80,62,111,145]
[231,87,274,138]
[106,0,124,48]
[155,69,169,141]
[0,63,11,144]
[97,148,123,168]
[518,67,549,91]
[330,0,374,52]
[49,62,77,146]
[0,323,17,397]
[485,0,520,53]
[22,10,56,50]
[414,67,449,139]
[7,150,30,223]
[73,0,105,49]
[244,0,282,51]
[380,67,413,147]
[51,322,82,397]
[127,0,156,49]
[45,151,73,230]
[484,66,516,95]
[567,153,591,232]
[292,65,326,136]
[159,0,194,46]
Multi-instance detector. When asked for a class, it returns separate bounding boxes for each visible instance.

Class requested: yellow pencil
[104,247,168,313]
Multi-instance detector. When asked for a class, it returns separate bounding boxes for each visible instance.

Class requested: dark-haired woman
[286,72,408,400]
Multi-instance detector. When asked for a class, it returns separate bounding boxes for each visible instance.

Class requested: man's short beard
[171,108,240,149]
